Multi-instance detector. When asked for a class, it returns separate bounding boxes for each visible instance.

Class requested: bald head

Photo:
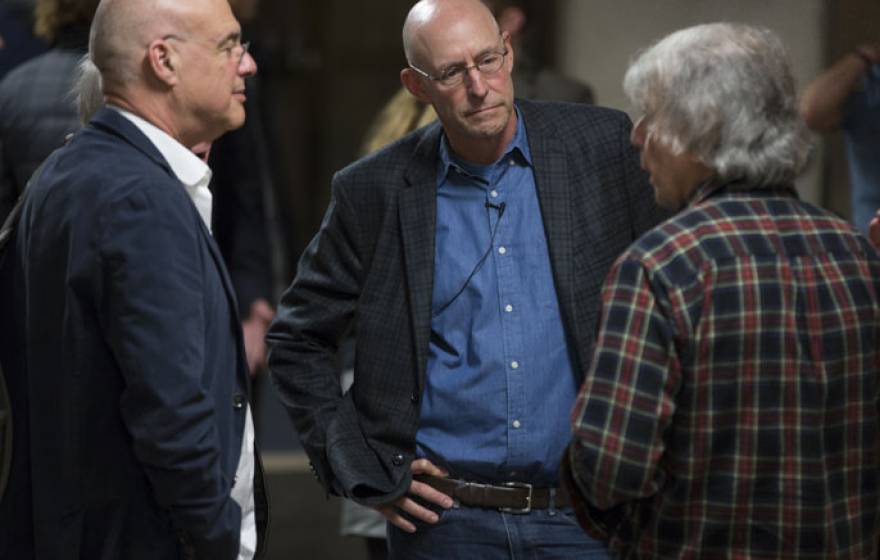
[402,0,500,67]
[88,0,253,147]
[90,0,231,89]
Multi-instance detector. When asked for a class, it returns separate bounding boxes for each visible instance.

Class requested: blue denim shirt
[416,109,578,485]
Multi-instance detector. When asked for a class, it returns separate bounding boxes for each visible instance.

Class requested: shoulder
[0,50,79,98]
[529,68,595,104]
[334,121,440,191]
[518,98,631,136]
[615,202,720,288]
[37,125,189,220]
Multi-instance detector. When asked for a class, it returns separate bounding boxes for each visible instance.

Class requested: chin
[225,111,247,132]
[468,118,507,139]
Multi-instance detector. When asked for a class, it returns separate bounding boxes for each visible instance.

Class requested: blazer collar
[89,107,175,177]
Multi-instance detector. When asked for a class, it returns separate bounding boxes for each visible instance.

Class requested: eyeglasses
[164,34,251,66]
[409,48,508,88]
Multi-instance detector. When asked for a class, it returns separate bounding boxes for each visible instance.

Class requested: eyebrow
[438,46,501,72]
[216,31,241,48]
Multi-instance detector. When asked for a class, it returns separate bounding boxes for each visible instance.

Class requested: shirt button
[508,159,515,166]
[498,246,507,255]
[232,394,245,409]
[505,304,513,313]
[512,420,521,429]
[511,361,519,369]
[490,190,498,198]
[392,454,405,466]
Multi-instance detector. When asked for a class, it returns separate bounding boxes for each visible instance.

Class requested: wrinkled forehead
[411,9,501,68]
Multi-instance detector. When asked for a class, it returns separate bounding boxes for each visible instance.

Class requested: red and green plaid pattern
[570,183,880,559]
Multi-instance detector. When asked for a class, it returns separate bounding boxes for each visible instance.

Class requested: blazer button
[392,454,405,466]
[233,394,245,409]
[410,392,419,404]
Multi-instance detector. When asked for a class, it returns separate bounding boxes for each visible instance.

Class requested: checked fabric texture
[570,182,880,559]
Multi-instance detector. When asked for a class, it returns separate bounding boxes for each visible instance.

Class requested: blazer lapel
[196,220,251,388]
[399,125,441,393]
[519,102,579,346]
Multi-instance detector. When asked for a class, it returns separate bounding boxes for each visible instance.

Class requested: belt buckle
[499,481,532,514]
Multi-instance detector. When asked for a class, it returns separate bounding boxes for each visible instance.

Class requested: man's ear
[400,68,430,103]
[502,31,515,74]
[146,38,179,86]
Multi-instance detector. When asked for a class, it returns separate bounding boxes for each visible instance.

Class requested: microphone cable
[433,201,506,317]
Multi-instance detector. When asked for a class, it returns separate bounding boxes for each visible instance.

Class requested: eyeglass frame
[162,34,251,66]
[407,34,510,88]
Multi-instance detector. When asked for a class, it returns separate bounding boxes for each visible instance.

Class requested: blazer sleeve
[266,174,363,496]
[97,184,241,560]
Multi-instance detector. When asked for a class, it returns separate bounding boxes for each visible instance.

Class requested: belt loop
[548,487,557,516]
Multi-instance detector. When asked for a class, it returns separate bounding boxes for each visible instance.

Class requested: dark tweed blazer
[267,98,667,506]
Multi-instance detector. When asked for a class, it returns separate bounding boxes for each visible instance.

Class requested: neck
[105,92,180,138]
[104,91,208,148]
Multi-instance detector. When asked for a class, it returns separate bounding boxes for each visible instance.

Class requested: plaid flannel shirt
[569,182,880,559]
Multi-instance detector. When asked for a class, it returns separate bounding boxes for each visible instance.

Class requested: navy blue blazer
[0,108,266,559]
[267,99,668,507]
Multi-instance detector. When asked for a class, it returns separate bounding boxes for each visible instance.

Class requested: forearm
[800,51,872,132]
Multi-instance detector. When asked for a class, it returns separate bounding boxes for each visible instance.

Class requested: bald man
[267,0,663,557]
[0,0,266,558]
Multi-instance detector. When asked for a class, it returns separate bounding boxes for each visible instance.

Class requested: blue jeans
[387,504,609,559]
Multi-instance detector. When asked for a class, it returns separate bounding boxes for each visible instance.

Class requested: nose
[239,50,257,77]
[464,66,488,98]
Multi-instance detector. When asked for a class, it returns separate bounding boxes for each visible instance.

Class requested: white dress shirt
[111,106,257,560]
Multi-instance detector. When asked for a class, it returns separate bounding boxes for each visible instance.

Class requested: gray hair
[73,54,104,124]
[623,23,811,187]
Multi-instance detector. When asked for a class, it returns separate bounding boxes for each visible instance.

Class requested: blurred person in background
[485,0,594,104]
[209,0,285,378]
[565,23,880,559]
[0,0,96,224]
[0,0,45,78]
[801,43,880,233]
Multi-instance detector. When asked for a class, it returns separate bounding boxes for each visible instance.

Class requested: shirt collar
[437,104,532,183]
[109,105,212,190]
[688,179,799,208]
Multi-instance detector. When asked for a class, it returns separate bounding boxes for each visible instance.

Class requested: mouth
[465,104,500,118]
[233,89,247,102]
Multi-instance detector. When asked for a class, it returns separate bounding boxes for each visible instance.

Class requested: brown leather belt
[414,474,570,513]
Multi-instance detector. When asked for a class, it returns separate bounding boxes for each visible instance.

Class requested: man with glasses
[0,0,266,558]
[268,0,664,557]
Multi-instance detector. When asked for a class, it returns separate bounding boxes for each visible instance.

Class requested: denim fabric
[387,504,609,560]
